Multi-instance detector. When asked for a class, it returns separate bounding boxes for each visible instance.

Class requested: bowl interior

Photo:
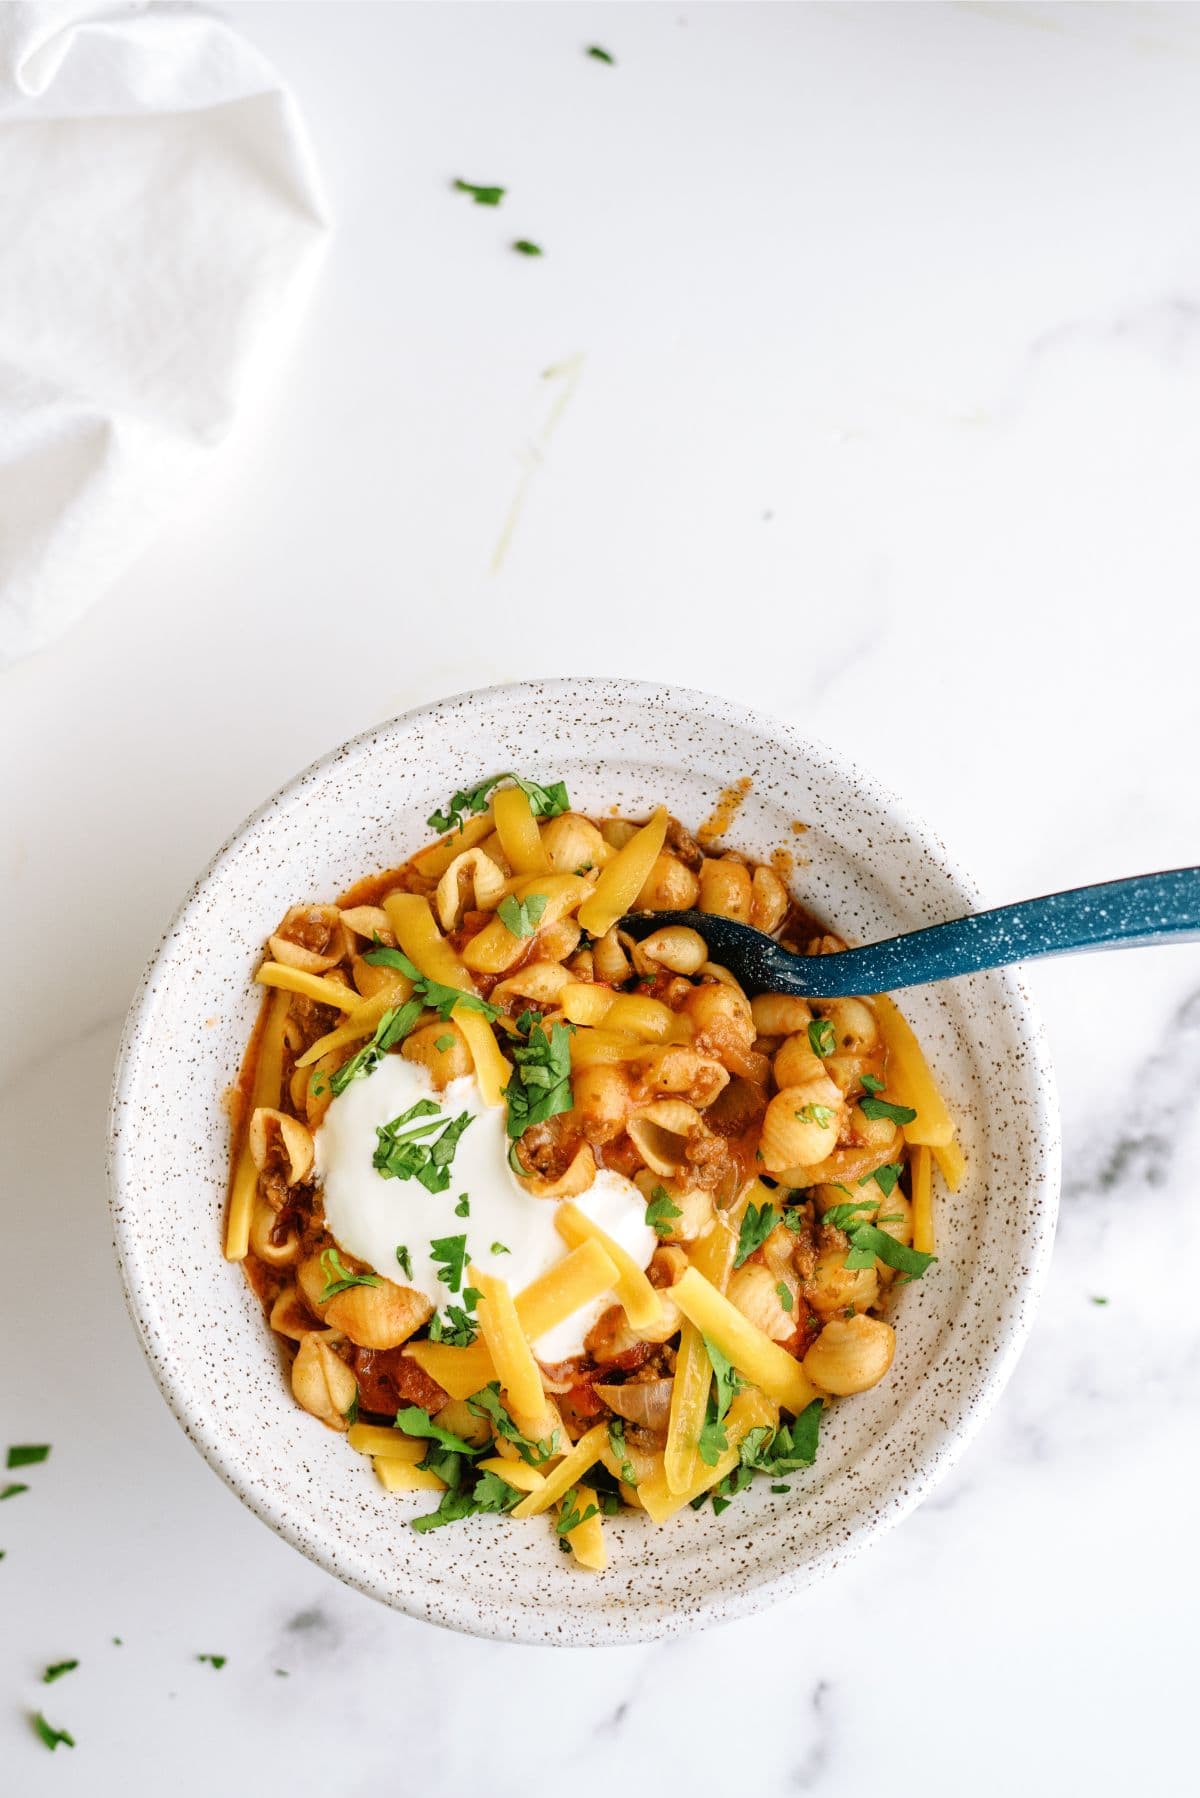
[109,678,1059,1644]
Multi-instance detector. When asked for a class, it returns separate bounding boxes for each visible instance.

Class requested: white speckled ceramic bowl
[108,678,1059,1644]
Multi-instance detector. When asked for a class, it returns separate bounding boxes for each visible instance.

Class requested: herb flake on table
[32,1713,75,1751]
[1,1483,28,1501]
[512,239,544,256]
[7,1444,50,1469]
[427,773,570,835]
[453,178,505,206]
[42,1661,78,1684]
[586,45,615,63]
[196,1654,226,1669]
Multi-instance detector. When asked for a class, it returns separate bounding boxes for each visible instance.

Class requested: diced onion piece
[347,1424,425,1461]
[671,1267,819,1415]
[578,807,669,936]
[471,1265,545,1419]
[225,990,290,1261]
[405,1241,620,1398]
[476,1455,546,1494]
[933,1137,966,1192]
[911,1144,935,1256]
[640,1388,777,1522]
[554,1201,661,1330]
[873,994,956,1147]
[255,963,362,1012]
[493,785,549,875]
[510,1424,609,1518]
[561,1482,607,1571]
[373,1458,447,1493]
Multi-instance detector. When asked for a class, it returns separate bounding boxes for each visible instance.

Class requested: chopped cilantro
[32,1713,74,1751]
[796,1103,835,1128]
[776,1282,794,1314]
[2,1483,29,1501]
[429,1233,469,1293]
[556,1488,599,1536]
[427,1300,480,1347]
[1091,1295,1110,1306]
[453,178,505,206]
[586,45,615,63]
[395,1244,413,1279]
[454,1193,471,1217]
[328,999,422,1095]
[821,1198,882,1232]
[490,1240,510,1256]
[395,1406,481,1456]
[42,1662,78,1684]
[435,1034,456,1053]
[807,1018,837,1058]
[427,773,570,835]
[734,1200,781,1268]
[497,892,549,938]
[859,1161,903,1197]
[343,1388,359,1426]
[645,1185,682,1239]
[374,1105,474,1192]
[504,1018,574,1139]
[739,1399,823,1477]
[363,942,500,1024]
[859,1094,918,1126]
[7,1445,50,1469]
[318,1246,380,1305]
[842,1224,935,1280]
[512,239,544,256]
[196,1654,226,1669]
[771,1483,792,1494]
[607,1418,637,1486]
[468,1383,557,1465]
[861,1074,884,1093]
[698,1336,743,1465]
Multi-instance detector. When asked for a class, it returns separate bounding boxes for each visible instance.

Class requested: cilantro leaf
[7,1445,50,1469]
[842,1225,935,1280]
[429,1234,469,1294]
[363,943,499,1025]
[512,239,544,257]
[467,1383,557,1465]
[739,1399,823,1477]
[42,1662,78,1684]
[821,1198,882,1232]
[504,1018,574,1140]
[374,1107,474,1192]
[1,1482,29,1500]
[318,1247,380,1305]
[497,892,549,939]
[733,1200,780,1268]
[490,1240,510,1255]
[697,1336,743,1465]
[859,1161,903,1198]
[776,1281,794,1313]
[426,773,570,835]
[556,1488,599,1537]
[859,1094,918,1126]
[329,998,423,1094]
[472,1469,523,1511]
[807,1018,837,1058]
[645,1185,682,1239]
[427,1299,480,1347]
[453,178,505,206]
[861,1074,884,1093]
[607,1418,637,1486]
[586,45,615,63]
[395,1406,482,1456]
[395,1244,413,1279]
[435,1034,456,1053]
[796,1103,835,1128]
[196,1654,227,1669]
[32,1713,75,1751]
[454,1193,470,1217]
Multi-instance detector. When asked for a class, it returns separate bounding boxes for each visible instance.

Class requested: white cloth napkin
[0,1,328,665]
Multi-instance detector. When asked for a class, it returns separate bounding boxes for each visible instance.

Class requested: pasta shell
[435,848,507,931]
[248,1108,314,1190]
[269,905,349,974]
[803,1316,895,1395]
[515,1143,597,1199]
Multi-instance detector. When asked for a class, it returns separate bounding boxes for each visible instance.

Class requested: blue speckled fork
[621,868,1200,999]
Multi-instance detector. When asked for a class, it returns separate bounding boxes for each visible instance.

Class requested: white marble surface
[4,2,1200,1790]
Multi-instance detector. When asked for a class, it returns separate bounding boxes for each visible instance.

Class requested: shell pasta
[226,774,963,1565]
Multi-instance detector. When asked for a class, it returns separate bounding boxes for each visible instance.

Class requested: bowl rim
[107,676,1061,1643]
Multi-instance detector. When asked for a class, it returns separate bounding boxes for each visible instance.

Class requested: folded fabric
[0,0,329,665]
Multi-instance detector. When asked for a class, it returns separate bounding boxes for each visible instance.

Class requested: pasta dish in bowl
[109,680,1058,1640]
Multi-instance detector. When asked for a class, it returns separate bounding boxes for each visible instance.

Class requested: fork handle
[794,866,1200,997]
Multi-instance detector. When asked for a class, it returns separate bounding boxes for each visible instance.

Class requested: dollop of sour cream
[314,1057,657,1361]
